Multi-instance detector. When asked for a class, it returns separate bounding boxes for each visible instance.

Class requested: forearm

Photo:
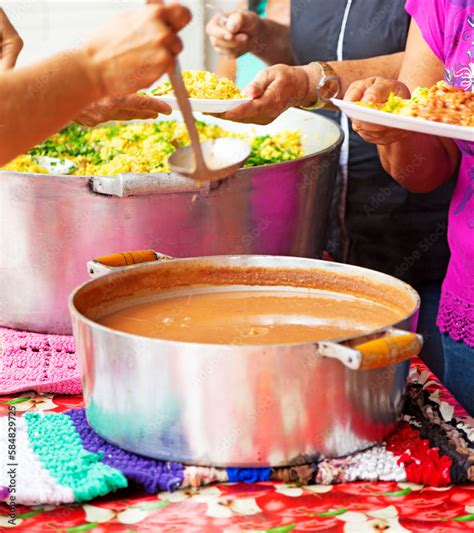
[0,49,103,165]
[251,19,293,65]
[216,57,236,81]
[378,134,459,192]
[377,20,458,192]
[301,52,405,106]
[331,52,404,96]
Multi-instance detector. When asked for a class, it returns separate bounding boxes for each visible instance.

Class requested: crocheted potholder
[0,413,126,505]
[0,327,81,395]
[1,378,473,506]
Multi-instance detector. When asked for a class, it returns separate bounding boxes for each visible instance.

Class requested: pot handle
[317,328,423,370]
[87,250,174,278]
[91,172,213,197]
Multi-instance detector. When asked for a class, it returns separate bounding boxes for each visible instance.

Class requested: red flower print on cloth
[386,423,452,486]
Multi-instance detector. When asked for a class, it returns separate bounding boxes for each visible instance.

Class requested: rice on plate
[359,81,474,127]
[150,70,245,100]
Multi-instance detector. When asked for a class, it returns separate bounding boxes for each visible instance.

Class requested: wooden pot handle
[316,328,423,371]
[94,250,159,267]
[355,331,423,370]
[87,250,174,278]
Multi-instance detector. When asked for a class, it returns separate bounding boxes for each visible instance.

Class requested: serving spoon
[205,2,228,24]
[167,62,251,181]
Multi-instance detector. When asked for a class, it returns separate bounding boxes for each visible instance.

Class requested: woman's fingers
[225,11,245,33]
[352,121,390,133]
[352,120,410,145]
[359,79,393,103]
[157,3,192,31]
[77,109,158,127]
[113,110,159,121]
[158,32,183,55]
[75,94,172,127]
[206,15,235,42]
[362,79,410,103]
[218,101,259,123]
[244,69,272,99]
[207,10,258,57]
[83,3,191,95]
[344,77,412,145]
[112,94,172,115]
[224,83,283,124]
[0,8,24,70]
[345,77,411,103]
[220,66,305,124]
[344,79,376,103]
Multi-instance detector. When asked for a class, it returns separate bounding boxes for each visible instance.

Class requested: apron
[291,0,454,285]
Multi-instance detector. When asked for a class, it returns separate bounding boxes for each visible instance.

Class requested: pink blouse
[406,0,474,346]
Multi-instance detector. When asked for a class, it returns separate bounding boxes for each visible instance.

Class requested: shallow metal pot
[0,109,342,334]
[70,254,421,466]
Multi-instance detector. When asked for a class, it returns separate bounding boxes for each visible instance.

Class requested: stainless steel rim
[69,254,420,350]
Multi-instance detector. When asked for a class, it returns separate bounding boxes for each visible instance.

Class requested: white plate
[332,98,474,142]
[150,94,252,113]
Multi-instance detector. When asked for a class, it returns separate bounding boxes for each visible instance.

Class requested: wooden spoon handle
[168,62,207,170]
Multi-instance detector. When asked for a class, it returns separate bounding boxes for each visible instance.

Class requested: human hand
[83,2,191,97]
[206,10,262,58]
[215,64,309,124]
[75,93,171,127]
[0,8,23,70]
[345,77,412,145]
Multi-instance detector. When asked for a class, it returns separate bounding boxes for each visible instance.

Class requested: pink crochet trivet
[0,327,81,395]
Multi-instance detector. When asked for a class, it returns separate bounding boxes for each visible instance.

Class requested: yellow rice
[151,70,244,100]
[2,121,304,176]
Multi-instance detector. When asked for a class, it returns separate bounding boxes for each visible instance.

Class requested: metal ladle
[205,2,228,24]
[167,63,251,181]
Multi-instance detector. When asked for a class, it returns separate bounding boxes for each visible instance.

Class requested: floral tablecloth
[1,361,474,532]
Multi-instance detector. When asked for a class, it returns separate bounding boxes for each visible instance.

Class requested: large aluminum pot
[70,253,421,466]
[0,109,342,335]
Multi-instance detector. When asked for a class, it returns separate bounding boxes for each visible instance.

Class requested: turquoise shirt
[236,0,268,89]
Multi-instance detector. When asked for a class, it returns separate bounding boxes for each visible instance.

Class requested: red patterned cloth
[0,359,473,531]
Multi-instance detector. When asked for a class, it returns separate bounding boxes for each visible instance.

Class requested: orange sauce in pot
[98,287,404,345]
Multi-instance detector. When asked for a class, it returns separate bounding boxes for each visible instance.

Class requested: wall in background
[1,1,244,79]
[1,0,218,75]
